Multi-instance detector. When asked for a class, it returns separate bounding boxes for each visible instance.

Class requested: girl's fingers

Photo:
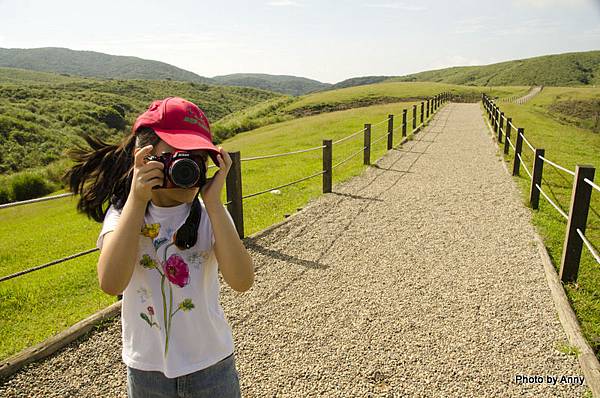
[134,145,154,168]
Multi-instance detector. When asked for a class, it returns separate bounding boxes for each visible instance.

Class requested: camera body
[144,150,207,189]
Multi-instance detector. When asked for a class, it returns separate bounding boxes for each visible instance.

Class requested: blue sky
[0,0,599,83]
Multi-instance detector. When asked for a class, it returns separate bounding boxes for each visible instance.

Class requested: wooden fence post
[402,109,407,137]
[226,151,244,239]
[387,114,394,150]
[512,128,524,176]
[495,107,500,134]
[494,107,499,136]
[559,165,596,283]
[426,98,430,119]
[412,105,417,131]
[364,124,371,165]
[420,101,424,125]
[504,118,512,154]
[530,148,545,210]
[322,139,332,193]
[498,112,504,143]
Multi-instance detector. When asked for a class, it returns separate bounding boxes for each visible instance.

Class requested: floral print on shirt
[139,222,196,357]
[186,250,211,270]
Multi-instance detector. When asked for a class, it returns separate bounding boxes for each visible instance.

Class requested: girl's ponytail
[64,125,204,250]
[63,128,160,222]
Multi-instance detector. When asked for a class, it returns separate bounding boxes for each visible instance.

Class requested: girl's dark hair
[64,127,206,250]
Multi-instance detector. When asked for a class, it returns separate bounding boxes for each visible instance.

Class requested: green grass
[0,71,283,174]
[0,197,110,359]
[0,98,442,361]
[284,81,526,111]
[483,86,600,359]
[392,50,600,86]
[209,82,526,145]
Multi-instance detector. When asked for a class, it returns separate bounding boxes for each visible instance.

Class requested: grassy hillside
[327,76,392,90]
[212,73,330,96]
[0,67,90,85]
[0,48,333,96]
[0,67,283,176]
[208,82,528,149]
[391,51,600,87]
[0,98,441,362]
[0,75,527,206]
[0,47,212,82]
[521,86,600,132]
[284,81,528,112]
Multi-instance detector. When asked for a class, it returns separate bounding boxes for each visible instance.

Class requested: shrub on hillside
[94,106,126,130]
[11,171,53,201]
[0,184,11,204]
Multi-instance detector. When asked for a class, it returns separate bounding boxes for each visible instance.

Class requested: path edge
[481,105,600,397]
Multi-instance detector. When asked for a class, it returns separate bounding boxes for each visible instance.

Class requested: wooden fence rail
[482,93,599,284]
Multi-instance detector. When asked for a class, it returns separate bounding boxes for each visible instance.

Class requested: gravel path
[516,86,543,104]
[1,103,588,397]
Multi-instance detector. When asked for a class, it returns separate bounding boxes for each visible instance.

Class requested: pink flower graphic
[162,254,190,288]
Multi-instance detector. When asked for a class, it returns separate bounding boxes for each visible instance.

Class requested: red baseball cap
[132,97,220,165]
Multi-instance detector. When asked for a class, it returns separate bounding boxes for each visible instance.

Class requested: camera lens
[169,158,200,188]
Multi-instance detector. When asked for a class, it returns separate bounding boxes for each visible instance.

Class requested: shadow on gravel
[370,165,415,174]
[229,109,453,329]
[392,149,429,155]
[329,192,385,202]
[244,242,329,270]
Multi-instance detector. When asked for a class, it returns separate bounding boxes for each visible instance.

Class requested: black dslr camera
[144,151,207,189]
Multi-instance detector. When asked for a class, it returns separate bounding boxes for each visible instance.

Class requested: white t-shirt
[96,199,235,378]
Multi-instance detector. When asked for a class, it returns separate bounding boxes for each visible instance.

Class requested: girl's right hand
[129,145,165,205]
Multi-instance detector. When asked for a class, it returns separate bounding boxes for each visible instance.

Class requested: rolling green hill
[327,76,392,90]
[0,47,213,82]
[0,67,283,176]
[390,50,600,87]
[212,73,330,96]
[0,48,332,95]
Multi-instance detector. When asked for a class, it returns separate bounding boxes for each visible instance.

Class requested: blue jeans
[127,353,241,398]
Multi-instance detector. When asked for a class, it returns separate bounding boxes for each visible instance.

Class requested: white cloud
[453,16,493,34]
[266,0,302,6]
[512,0,591,7]
[363,2,426,11]
[494,18,562,36]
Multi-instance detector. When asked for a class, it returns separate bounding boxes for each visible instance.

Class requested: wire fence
[1,93,451,285]
[482,93,599,285]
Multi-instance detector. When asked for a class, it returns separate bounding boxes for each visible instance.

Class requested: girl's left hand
[200,147,231,206]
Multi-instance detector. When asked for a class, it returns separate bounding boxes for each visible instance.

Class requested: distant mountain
[0,48,333,95]
[212,73,331,96]
[389,50,600,86]
[0,47,212,82]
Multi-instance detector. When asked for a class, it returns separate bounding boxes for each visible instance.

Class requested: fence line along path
[0,103,587,397]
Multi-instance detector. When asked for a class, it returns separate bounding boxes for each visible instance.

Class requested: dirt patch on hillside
[548,99,600,132]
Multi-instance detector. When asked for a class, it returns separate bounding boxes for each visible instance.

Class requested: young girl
[64,96,254,397]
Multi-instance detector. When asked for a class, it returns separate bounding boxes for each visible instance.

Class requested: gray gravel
[1,103,588,397]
